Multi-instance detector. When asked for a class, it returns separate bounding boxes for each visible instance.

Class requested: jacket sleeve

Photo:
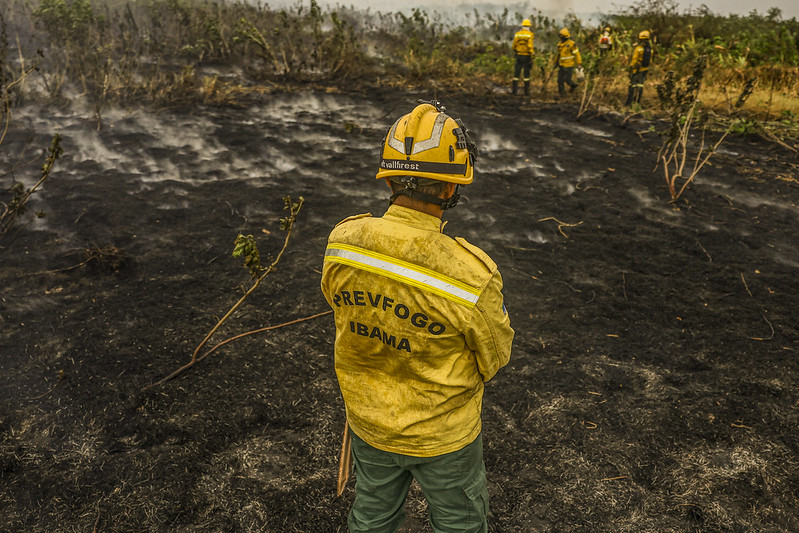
[464,270,514,382]
[574,44,582,66]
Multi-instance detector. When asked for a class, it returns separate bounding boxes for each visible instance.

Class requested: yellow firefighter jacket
[629,43,650,72]
[556,39,582,67]
[512,28,535,56]
[321,204,514,457]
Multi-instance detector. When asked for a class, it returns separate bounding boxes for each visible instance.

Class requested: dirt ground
[1,88,798,532]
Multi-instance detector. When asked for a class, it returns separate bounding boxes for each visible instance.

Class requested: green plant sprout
[234,17,282,74]
[232,233,262,279]
[1,134,62,247]
[1,13,60,248]
[147,196,322,389]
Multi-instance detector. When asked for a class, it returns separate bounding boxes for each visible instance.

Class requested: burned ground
[1,90,798,532]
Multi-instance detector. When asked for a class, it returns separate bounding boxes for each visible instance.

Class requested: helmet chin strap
[388,177,461,210]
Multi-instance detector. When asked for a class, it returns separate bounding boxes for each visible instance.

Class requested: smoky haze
[278,0,799,20]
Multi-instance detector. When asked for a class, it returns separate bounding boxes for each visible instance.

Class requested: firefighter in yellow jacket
[598,26,613,55]
[626,30,652,106]
[321,100,514,532]
[511,18,535,95]
[553,28,582,96]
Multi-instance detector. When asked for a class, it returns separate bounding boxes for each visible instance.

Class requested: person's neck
[391,195,444,219]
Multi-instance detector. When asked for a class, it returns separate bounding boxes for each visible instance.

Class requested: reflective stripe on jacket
[513,29,535,56]
[321,205,514,457]
[556,39,582,67]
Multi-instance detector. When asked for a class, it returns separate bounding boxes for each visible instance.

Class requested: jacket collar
[382,204,445,233]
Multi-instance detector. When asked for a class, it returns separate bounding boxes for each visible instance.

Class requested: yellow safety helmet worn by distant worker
[605,26,611,32]
[559,28,570,39]
[376,100,478,210]
[522,18,531,27]
[639,30,650,40]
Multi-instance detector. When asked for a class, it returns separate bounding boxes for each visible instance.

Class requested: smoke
[270,0,599,22]
[270,0,799,20]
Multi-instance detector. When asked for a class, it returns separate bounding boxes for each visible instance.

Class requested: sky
[309,0,799,20]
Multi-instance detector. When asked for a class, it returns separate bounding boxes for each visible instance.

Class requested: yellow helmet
[639,30,650,40]
[559,28,570,39]
[605,26,611,32]
[376,101,476,186]
[522,19,531,27]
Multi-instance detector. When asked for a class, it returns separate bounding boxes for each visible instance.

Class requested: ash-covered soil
[1,89,798,532]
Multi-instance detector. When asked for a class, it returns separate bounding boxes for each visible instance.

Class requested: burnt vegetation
[1,0,798,532]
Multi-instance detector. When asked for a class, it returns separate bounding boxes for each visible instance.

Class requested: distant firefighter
[598,26,613,54]
[626,30,652,106]
[512,18,535,95]
[553,28,582,96]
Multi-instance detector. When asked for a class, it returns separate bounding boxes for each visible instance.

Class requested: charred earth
[1,90,798,532]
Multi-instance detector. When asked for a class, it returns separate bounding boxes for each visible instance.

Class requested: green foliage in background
[610,0,799,69]
[2,0,797,115]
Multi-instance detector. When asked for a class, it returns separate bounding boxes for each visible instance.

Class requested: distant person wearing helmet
[626,30,652,106]
[598,26,613,54]
[553,28,582,96]
[511,18,535,95]
[321,100,514,533]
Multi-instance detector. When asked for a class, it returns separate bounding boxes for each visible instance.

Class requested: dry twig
[750,312,775,341]
[740,272,752,297]
[195,310,332,363]
[147,310,330,389]
[696,240,712,262]
[24,244,124,276]
[621,271,628,300]
[538,217,583,238]
[576,72,597,120]
[146,197,306,389]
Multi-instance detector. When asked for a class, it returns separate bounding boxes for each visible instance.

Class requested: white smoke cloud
[273,0,798,19]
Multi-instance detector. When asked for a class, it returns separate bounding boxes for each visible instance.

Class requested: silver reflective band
[325,244,481,308]
[387,113,448,155]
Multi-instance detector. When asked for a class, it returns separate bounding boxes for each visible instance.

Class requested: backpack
[641,43,652,67]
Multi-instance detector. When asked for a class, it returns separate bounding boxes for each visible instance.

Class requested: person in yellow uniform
[626,30,652,106]
[511,18,535,95]
[321,100,514,533]
[553,28,582,96]
[598,26,613,55]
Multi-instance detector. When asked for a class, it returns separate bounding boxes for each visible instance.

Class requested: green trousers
[348,430,489,533]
